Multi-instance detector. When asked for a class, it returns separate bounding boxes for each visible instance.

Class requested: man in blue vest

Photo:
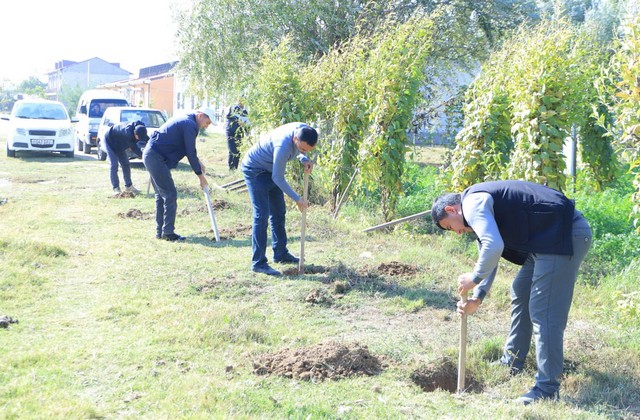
[104,120,149,195]
[431,180,592,405]
[143,108,212,241]
[241,123,318,276]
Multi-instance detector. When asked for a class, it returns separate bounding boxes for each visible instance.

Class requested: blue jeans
[500,211,592,395]
[242,167,290,268]
[143,147,178,237]
[105,142,132,189]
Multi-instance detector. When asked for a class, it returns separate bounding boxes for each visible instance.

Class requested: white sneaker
[125,186,140,194]
[113,187,121,193]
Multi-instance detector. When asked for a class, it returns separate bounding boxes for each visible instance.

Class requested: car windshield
[89,100,129,118]
[14,103,68,120]
[120,110,167,128]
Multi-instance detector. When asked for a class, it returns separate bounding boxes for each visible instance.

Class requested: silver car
[95,106,168,161]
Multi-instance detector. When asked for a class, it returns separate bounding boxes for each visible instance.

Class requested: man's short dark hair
[296,126,318,146]
[431,193,461,229]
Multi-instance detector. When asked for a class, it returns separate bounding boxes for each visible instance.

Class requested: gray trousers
[500,211,592,395]
[142,147,178,237]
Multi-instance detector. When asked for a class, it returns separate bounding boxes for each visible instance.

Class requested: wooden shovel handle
[457,292,468,393]
[298,172,309,274]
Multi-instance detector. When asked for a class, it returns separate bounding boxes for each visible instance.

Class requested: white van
[75,89,129,154]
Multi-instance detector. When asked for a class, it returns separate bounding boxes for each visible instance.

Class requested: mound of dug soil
[112,191,136,199]
[282,264,329,276]
[253,342,382,381]
[411,357,482,393]
[377,261,418,276]
[118,208,153,220]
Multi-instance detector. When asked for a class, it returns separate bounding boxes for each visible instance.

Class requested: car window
[90,100,129,118]
[120,110,167,128]
[13,103,67,120]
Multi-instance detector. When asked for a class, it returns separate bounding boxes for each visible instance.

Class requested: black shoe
[515,386,559,405]
[162,233,186,242]
[252,265,281,276]
[274,253,300,264]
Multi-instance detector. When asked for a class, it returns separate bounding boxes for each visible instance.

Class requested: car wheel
[6,144,16,158]
[83,144,92,154]
[96,141,107,161]
[77,137,84,152]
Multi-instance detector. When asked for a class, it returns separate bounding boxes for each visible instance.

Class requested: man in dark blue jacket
[142,108,212,242]
[105,121,149,195]
[431,180,592,405]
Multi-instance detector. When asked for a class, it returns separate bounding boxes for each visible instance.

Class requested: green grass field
[1,128,638,419]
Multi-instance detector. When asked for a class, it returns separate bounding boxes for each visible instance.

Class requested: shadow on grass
[567,368,640,417]
[283,262,454,310]
[188,236,251,248]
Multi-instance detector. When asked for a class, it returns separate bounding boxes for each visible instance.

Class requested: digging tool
[362,210,431,232]
[298,172,309,274]
[457,291,468,394]
[220,178,245,189]
[203,185,221,242]
[333,168,359,219]
[228,182,247,191]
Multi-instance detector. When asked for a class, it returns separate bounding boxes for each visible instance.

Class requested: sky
[0,0,191,86]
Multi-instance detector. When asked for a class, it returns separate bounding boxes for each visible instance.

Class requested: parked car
[3,99,76,158]
[96,107,168,161]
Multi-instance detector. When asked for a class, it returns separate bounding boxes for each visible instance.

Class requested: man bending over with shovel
[431,180,591,405]
[143,108,212,241]
[241,123,318,276]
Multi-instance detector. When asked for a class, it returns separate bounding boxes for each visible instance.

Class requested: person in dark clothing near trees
[431,180,591,405]
[142,108,213,242]
[224,99,249,170]
[105,121,149,195]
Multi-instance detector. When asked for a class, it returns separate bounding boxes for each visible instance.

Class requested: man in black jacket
[431,180,592,405]
[104,121,149,195]
[224,100,249,170]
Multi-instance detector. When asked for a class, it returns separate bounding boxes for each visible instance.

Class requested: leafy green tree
[57,84,85,117]
[447,18,614,192]
[18,77,46,98]
[175,0,538,99]
[605,16,640,230]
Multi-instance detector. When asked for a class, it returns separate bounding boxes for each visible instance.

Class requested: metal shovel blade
[203,186,220,242]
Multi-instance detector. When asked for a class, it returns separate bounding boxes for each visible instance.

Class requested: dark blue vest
[461,180,575,265]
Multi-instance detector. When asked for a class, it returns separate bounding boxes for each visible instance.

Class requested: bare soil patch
[282,264,330,276]
[411,357,482,393]
[118,208,154,220]
[253,341,382,381]
[217,223,252,240]
[305,288,334,305]
[112,191,136,199]
[376,261,419,276]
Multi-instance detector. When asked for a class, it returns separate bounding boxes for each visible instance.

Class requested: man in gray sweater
[241,123,318,276]
[431,180,591,405]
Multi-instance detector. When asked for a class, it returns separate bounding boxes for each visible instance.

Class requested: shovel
[203,185,221,242]
[457,291,468,394]
[298,172,309,274]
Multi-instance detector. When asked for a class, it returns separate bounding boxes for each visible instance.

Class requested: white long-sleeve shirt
[461,192,504,300]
